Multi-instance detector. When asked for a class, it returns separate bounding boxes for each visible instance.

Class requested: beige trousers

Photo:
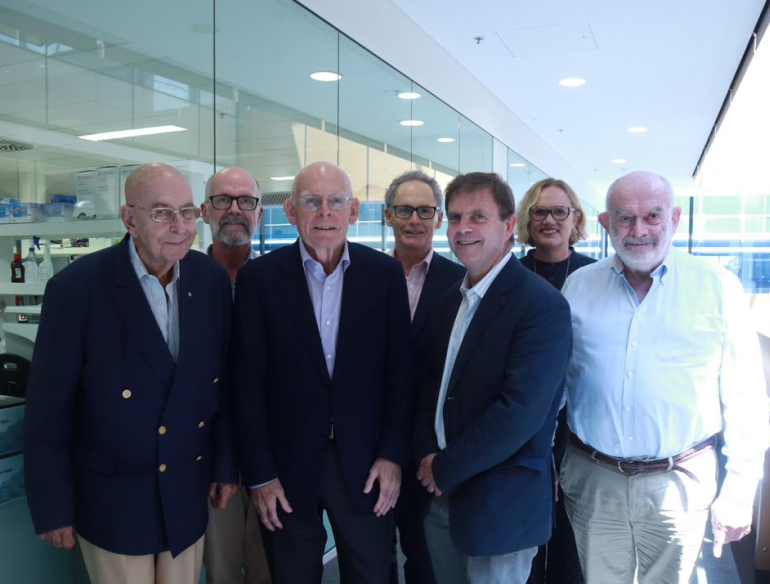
[78,534,204,584]
[560,441,717,584]
[203,486,271,584]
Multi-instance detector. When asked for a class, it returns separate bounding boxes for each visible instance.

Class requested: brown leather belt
[570,433,716,475]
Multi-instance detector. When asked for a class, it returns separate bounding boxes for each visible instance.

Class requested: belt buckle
[618,460,641,475]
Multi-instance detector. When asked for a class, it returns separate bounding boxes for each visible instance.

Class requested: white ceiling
[388,0,766,193]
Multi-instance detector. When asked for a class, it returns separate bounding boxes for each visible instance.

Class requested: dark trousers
[389,468,436,584]
[261,444,393,584]
[526,409,584,584]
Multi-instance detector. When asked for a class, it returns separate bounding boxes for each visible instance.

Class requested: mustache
[219,215,249,227]
[623,235,657,245]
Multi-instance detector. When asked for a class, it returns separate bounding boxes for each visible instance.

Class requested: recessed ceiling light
[270,175,295,181]
[79,125,186,141]
[559,78,586,87]
[310,71,341,82]
[437,137,455,143]
[397,92,421,100]
[627,126,648,133]
[611,159,627,164]
[400,120,424,127]
[509,162,526,168]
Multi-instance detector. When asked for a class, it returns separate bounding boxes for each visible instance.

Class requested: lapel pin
[188,292,193,297]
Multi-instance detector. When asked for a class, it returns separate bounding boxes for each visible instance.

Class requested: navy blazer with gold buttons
[23,235,236,557]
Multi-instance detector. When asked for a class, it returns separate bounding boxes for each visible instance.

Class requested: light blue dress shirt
[299,239,351,377]
[434,252,513,449]
[562,247,769,502]
[128,237,180,361]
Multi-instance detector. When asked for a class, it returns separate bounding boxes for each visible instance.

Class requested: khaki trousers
[560,441,717,584]
[203,486,271,584]
[78,534,204,584]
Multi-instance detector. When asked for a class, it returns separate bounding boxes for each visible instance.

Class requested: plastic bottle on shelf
[22,246,39,284]
[10,253,24,283]
[38,240,54,284]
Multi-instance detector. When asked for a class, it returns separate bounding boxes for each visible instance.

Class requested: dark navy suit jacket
[411,253,466,349]
[231,241,414,513]
[23,236,237,557]
[415,256,572,557]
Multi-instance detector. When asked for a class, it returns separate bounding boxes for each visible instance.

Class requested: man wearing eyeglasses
[231,161,413,583]
[201,167,271,584]
[560,171,769,583]
[383,170,465,584]
[24,163,238,584]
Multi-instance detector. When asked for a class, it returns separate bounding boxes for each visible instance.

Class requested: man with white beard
[559,171,769,584]
[201,166,272,584]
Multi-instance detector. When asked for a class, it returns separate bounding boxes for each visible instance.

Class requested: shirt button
[158,426,167,435]
[159,464,167,472]
[326,319,331,326]
[326,286,331,291]
[627,436,634,441]
[636,314,644,320]
[627,371,634,378]
[631,341,637,348]
[122,389,132,399]
[625,406,632,412]
[198,420,205,429]
[326,354,332,360]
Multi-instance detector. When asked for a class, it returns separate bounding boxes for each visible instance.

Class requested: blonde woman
[516,178,595,291]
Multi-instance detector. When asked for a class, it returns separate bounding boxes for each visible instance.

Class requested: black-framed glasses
[298,194,351,211]
[130,204,200,223]
[393,205,439,220]
[528,205,575,222]
[208,194,260,211]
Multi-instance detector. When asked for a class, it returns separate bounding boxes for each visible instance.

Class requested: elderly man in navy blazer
[231,161,413,584]
[24,163,238,584]
[415,172,572,584]
[383,170,465,584]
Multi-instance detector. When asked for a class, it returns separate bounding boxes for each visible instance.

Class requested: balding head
[606,171,674,212]
[124,163,188,207]
[291,161,352,201]
[206,166,260,201]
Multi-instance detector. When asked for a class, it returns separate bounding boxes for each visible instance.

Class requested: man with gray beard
[201,166,271,584]
[560,171,769,583]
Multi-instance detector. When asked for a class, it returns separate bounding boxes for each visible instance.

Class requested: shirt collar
[128,236,180,285]
[387,248,434,270]
[460,251,513,300]
[299,238,351,274]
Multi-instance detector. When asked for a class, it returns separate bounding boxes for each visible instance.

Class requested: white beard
[610,225,672,273]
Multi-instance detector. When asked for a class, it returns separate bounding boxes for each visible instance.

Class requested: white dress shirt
[562,247,769,502]
[434,252,513,449]
[128,237,180,361]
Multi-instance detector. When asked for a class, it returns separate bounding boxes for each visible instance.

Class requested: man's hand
[364,458,401,517]
[711,496,753,558]
[250,479,293,531]
[38,526,75,550]
[209,483,239,510]
[417,453,442,497]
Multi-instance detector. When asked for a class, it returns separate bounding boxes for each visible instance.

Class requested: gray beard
[212,222,254,247]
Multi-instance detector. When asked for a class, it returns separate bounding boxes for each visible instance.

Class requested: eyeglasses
[392,205,439,220]
[297,194,351,211]
[130,205,201,223]
[528,205,575,222]
[614,211,664,227]
[208,195,260,211]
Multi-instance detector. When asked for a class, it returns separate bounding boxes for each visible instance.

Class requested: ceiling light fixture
[559,78,586,87]
[627,126,648,133]
[509,163,526,168]
[310,71,341,82]
[397,92,421,100]
[79,125,186,141]
[270,176,295,181]
[437,137,455,143]
[611,158,627,164]
[400,120,424,127]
